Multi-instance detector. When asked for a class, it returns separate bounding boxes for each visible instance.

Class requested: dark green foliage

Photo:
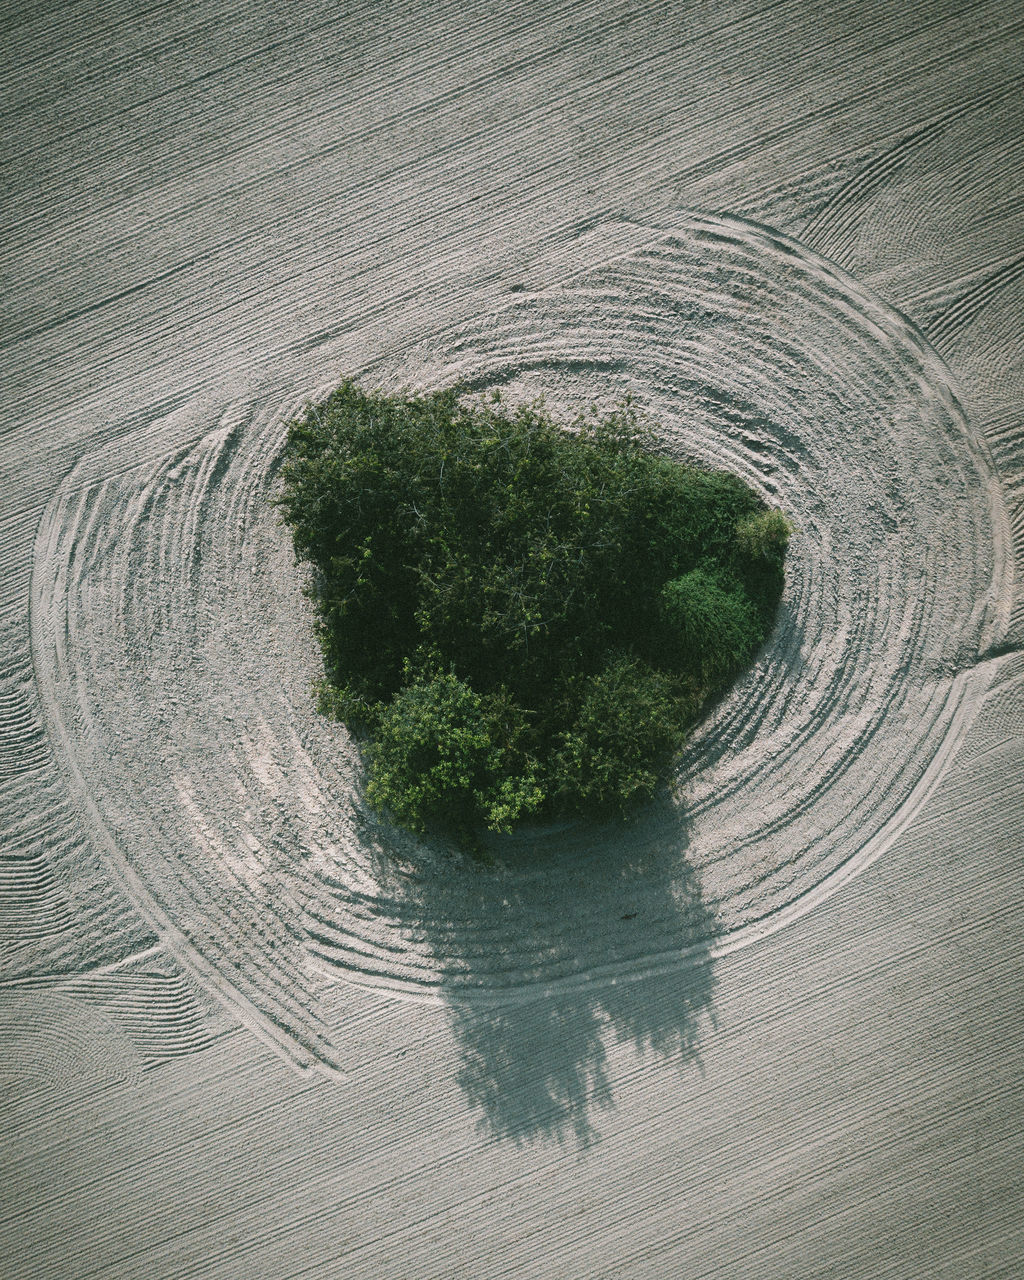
[276,380,791,840]
[658,570,759,684]
[551,655,696,818]
[365,666,543,837]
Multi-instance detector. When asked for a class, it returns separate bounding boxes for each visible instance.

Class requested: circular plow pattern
[32,214,1009,1072]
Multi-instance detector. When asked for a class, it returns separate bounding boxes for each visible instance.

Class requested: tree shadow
[446,941,716,1148]
[367,799,719,1147]
[346,585,810,1144]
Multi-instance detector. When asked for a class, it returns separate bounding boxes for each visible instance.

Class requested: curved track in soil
[30,213,1009,1072]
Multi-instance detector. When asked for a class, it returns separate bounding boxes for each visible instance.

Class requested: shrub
[550,655,694,817]
[658,569,760,685]
[276,381,791,843]
[366,667,543,836]
[735,508,792,562]
[730,507,793,623]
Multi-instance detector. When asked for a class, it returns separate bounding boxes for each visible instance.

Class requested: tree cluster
[276,380,791,841]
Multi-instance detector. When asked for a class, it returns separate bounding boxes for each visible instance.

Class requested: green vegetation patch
[276,381,791,843]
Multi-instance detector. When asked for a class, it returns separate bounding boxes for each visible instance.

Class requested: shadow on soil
[446,939,717,1148]
[371,802,719,1147]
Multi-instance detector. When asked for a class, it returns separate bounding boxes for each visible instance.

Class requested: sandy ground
[2,1,1023,1276]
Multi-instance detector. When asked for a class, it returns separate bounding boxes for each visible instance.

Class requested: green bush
[276,381,791,842]
[735,508,793,562]
[658,569,760,685]
[366,667,543,836]
[550,655,695,818]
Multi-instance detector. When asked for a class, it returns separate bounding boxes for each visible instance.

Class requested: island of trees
[276,380,791,844]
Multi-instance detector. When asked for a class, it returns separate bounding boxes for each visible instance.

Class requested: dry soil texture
[2,2,1023,1278]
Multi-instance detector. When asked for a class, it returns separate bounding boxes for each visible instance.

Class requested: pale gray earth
[2,2,1023,1277]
